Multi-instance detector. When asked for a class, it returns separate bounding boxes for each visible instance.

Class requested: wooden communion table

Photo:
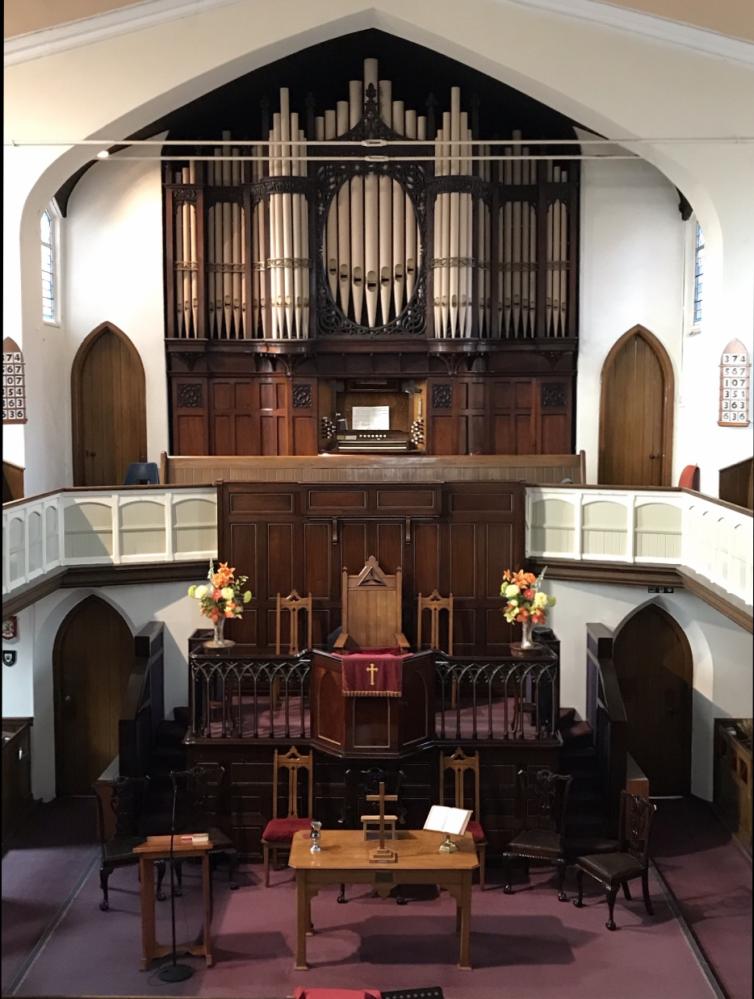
[288,829,478,970]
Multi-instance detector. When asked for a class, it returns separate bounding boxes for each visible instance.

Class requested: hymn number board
[718,340,750,427]
[2,338,27,425]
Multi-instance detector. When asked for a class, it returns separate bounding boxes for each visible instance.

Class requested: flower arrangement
[500,567,555,648]
[188,560,252,646]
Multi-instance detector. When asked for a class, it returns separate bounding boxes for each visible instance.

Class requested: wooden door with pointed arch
[599,325,674,486]
[72,323,147,486]
[613,603,692,796]
[54,596,134,795]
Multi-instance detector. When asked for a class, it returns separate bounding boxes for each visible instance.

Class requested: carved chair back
[619,791,657,865]
[417,589,454,654]
[95,775,150,846]
[439,748,481,821]
[518,768,572,841]
[272,746,313,821]
[181,764,226,832]
[275,590,313,655]
[340,555,404,649]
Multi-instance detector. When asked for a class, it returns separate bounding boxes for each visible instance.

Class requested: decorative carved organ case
[164,50,579,457]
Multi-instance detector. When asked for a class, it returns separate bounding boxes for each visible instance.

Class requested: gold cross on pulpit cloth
[367,662,379,686]
[366,781,398,863]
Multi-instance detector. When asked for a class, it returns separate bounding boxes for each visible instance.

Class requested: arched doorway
[53,596,134,795]
[71,323,146,486]
[598,325,674,487]
[613,603,693,796]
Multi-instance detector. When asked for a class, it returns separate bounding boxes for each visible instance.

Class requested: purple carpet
[652,797,752,999]
[2,797,98,995]
[7,854,717,998]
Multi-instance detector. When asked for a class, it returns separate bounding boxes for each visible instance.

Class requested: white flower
[194,584,208,599]
[187,585,196,598]
[505,583,520,599]
[533,591,549,609]
[221,586,234,600]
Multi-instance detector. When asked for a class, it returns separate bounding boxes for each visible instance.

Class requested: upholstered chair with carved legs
[573,791,657,930]
[502,768,572,900]
[261,747,313,886]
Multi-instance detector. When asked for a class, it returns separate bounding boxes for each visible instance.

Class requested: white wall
[65,148,169,469]
[1,605,35,716]
[578,158,686,484]
[23,577,201,801]
[547,579,753,800]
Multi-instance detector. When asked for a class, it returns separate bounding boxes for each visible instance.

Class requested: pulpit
[311,556,434,756]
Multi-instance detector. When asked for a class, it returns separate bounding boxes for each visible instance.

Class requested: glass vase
[204,616,235,650]
[520,620,533,649]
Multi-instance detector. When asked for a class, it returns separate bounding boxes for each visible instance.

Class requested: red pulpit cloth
[337,650,407,697]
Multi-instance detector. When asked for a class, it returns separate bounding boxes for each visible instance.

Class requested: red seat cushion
[468,819,486,843]
[678,464,699,490]
[261,817,311,843]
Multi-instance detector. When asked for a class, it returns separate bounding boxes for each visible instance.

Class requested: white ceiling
[4,0,754,41]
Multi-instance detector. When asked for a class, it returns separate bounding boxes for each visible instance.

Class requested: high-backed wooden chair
[417,590,454,654]
[261,746,313,886]
[439,748,487,889]
[275,590,313,655]
[333,556,410,652]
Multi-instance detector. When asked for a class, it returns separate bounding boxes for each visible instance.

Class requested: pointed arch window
[41,206,60,325]
[691,222,704,329]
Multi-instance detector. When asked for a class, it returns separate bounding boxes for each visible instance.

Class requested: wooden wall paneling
[428,379,459,455]
[258,378,290,456]
[172,377,209,455]
[291,380,318,456]
[538,378,572,455]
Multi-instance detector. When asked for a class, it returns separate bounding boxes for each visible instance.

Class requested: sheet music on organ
[424,805,472,836]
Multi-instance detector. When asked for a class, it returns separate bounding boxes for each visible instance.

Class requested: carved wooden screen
[218,480,524,653]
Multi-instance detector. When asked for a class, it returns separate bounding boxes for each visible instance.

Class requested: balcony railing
[526,486,753,607]
[2,486,217,596]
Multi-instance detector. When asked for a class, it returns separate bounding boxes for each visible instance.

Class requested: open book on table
[423,805,472,836]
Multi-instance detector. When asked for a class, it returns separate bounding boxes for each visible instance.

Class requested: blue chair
[124,461,159,485]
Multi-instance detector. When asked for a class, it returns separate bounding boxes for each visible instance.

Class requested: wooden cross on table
[366,781,398,864]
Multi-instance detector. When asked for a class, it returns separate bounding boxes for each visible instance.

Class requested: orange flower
[224,609,235,618]
[524,588,534,600]
[210,609,221,623]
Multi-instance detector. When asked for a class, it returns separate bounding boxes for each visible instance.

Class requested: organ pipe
[167,55,573,341]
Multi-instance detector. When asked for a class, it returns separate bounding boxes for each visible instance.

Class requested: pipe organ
[165,54,579,458]
[165,57,577,342]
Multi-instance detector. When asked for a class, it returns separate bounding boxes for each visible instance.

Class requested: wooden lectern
[133,835,214,970]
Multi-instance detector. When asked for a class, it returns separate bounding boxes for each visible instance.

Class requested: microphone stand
[158,770,193,983]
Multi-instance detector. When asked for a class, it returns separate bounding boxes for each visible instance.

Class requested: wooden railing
[188,652,312,740]
[161,451,586,486]
[435,655,559,742]
[585,623,627,830]
[187,649,560,745]
[119,623,165,777]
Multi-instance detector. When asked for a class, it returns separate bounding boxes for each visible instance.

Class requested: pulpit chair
[439,748,487,890]
[261,746,313,886]
[333,556,410,652]
[417,590,453,654]
[94,775,166,911]
[502,768,572,900]
[275,590,313,655]
[573,791,657,930]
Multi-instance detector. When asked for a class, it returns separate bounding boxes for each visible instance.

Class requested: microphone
[158,768,194,983]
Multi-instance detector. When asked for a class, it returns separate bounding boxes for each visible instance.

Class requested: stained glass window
[41,208,57,324]
[692,222,704,327]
